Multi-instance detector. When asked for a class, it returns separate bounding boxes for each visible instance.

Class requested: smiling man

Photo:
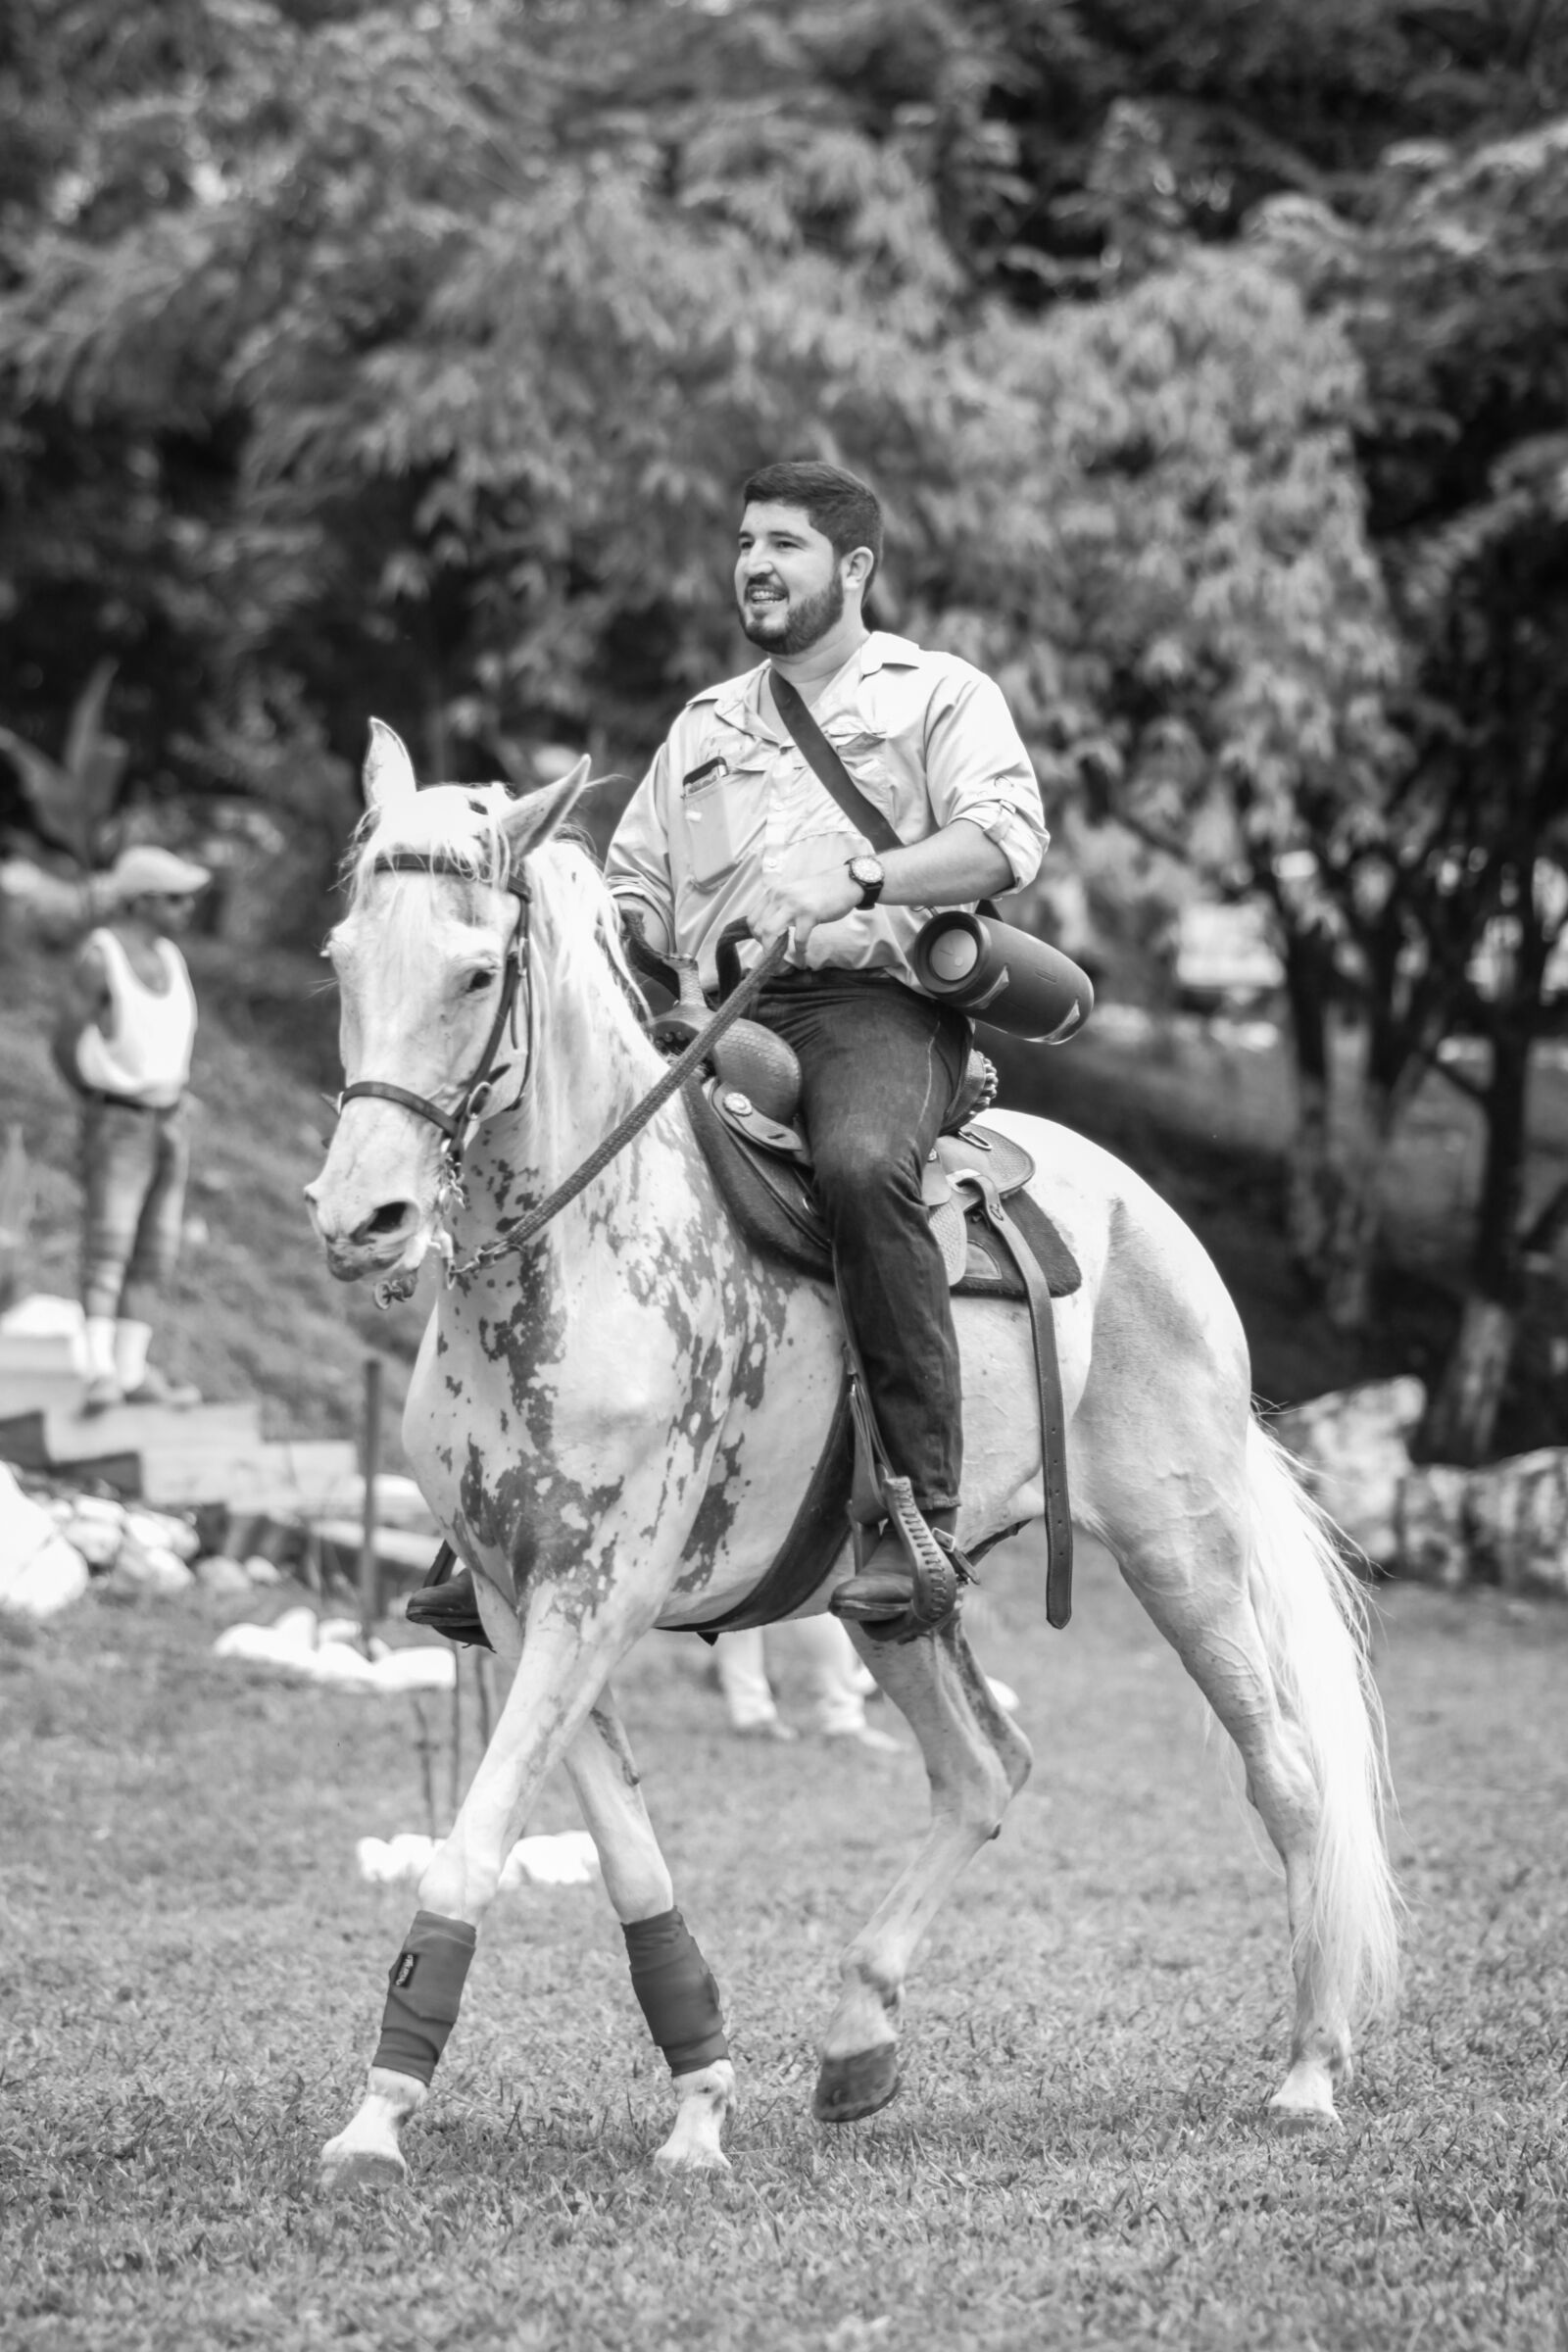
[606,459,1048,1630]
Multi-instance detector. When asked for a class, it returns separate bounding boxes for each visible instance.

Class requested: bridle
[336,852,533,1175]
[331,845,790,1308]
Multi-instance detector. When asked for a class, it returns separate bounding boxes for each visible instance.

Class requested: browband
[369,851,531,901]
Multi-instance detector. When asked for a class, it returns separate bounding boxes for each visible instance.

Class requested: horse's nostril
[355,1200,416,1246]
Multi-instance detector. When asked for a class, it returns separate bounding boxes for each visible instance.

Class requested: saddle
[674,1047,1078,1640]
[685,1076,1081,1303]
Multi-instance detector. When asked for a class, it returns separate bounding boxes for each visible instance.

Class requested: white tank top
[74,927,197,1103]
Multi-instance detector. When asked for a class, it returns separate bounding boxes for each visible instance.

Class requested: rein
[435,928,790,1291]
[340,846,790,1304]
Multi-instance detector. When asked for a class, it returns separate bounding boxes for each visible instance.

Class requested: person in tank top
[52,843,211,1411]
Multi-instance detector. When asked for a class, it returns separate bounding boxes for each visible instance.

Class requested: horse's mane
[340,786,651,1062]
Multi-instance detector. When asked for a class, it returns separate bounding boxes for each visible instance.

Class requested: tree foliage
[4,0,1568,1448]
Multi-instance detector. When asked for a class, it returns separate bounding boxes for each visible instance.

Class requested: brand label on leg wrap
[371,1908,477,2086]
[622,1907,729,2077]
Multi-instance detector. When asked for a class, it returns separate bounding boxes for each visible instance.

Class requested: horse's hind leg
[563,1690,735,2173]
[814,1614,1033,2122]
[1113,1523,1350,2128]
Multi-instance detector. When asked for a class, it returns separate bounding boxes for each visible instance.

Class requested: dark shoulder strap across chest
[768,669,904,856]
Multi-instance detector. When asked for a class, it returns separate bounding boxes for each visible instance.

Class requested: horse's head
[305,721,592,1284]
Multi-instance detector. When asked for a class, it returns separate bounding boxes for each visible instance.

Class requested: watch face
[851,857,882,886]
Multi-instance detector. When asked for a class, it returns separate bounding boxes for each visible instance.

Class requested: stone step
[0,1371,84,1421]
[164,1438,363,1516]
[0,1331,78,1379]
[41,1398,264,1467]
[0,1330,84,1420]
[310,1517,440,1590]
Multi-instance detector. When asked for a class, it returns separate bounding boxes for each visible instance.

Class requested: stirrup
[405,1547,495,1651]
[830,1484,969,1645]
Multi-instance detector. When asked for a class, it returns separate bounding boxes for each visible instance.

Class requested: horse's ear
[498,757,594,865]
[363,719,417,811]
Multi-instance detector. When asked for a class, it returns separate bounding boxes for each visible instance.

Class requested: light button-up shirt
[606,632,1048,991]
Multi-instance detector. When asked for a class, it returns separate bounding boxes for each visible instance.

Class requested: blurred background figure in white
[712,1592,1021,1750]
[51,844,210,1410]
[712,1616,901,1752]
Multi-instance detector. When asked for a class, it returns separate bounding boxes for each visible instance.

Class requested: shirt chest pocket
[678,751,767,889]
[812,723,904,841]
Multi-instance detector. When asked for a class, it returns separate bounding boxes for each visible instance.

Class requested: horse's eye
[464,968,496,996]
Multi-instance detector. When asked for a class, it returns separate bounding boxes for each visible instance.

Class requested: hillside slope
[1,933,424,1457]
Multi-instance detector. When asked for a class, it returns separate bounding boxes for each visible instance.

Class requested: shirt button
[762,858,779,872]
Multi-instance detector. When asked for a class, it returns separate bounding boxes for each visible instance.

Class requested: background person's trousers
[714,1617,872,1737]
[79,1098,189,1321]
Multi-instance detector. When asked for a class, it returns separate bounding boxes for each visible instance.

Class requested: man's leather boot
[829,1505,960,1638]
[405,1562,495,1650]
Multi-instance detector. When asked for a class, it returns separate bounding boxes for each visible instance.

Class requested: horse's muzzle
[305,1186,426,1284]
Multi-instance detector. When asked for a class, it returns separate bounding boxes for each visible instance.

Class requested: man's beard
[739,568,845,657]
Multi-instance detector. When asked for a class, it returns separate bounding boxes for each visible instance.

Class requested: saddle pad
[683,1078,1082,1299]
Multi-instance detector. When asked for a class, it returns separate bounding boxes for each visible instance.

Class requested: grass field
[4,1540,1566,2351]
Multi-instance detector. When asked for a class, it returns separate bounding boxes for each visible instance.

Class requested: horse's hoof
[1265,2098,1342,2135]
[653,2141,732,2176]
[813,2043,900,2124]
[318,2139,409,2192]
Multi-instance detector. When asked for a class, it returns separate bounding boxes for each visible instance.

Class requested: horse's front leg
[564,1690,735,2172]
[319,1575,674,2191]
[814,1614,1033,2122]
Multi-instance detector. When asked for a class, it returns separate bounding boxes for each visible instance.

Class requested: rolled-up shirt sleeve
[922,668,1049,891]
[605,744,677,943]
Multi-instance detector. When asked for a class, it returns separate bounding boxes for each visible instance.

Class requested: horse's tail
[1244,1419,1400,2030]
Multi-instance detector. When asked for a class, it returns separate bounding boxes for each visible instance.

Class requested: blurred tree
[980,0,1568,289]
[912,223,1403,1314]
[2,0,1565,1460]
[0,0,1009,839]
[1328,125,1568,1457]
[985,108,1568,1427]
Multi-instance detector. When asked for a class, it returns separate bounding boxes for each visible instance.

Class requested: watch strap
[769,669,905,856]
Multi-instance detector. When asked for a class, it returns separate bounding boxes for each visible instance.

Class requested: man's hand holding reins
[748,862,861,956]
[749,819,1016,956]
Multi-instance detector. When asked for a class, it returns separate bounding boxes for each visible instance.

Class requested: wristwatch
[848,854,886,910]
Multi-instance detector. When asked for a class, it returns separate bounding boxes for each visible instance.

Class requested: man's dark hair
[740,460,884,592]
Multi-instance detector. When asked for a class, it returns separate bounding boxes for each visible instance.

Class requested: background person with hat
[51,844,210,1410]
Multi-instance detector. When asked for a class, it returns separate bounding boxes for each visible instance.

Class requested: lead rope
[425,930,792,1293]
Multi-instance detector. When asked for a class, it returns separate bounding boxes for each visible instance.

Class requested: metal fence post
[358,1351,382,1650]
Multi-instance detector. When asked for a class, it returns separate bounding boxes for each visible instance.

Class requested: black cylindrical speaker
[911,911,1094,1043]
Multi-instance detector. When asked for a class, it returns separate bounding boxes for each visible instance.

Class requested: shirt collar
[696,631,924,733]
[710,635,921,724]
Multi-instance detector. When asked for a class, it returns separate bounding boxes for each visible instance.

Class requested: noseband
[336,853,532,1172]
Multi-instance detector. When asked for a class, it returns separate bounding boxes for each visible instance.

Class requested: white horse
[305,725,1398,2190]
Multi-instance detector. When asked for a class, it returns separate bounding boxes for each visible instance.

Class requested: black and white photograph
[2,4,1565,2345]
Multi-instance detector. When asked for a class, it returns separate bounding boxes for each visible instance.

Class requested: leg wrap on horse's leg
[370,1910,477,2085]
[623,1908,729,2076]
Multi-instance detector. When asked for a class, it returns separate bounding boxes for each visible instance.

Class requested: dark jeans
[756,970,970,1511]
[79,1097,189,1322]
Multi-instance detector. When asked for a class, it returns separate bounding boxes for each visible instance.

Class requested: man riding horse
[606,459,1049,1631]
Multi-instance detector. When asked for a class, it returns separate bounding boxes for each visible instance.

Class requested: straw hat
[102,845,211,907]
